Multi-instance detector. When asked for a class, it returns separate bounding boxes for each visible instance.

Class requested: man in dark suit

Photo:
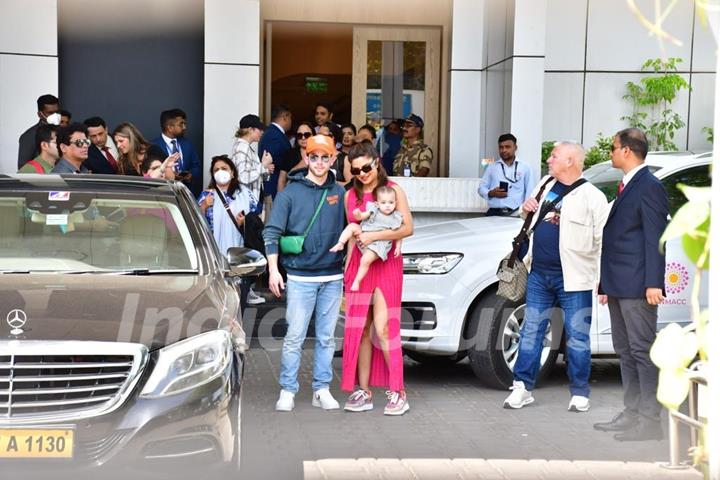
[18,94,60,169]
[84,116,119,174]
[258,104,293,214]
[152,108,202,195]
[594,128,669,441]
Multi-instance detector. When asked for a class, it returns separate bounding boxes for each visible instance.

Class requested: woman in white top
[198,155,262,308]
[231,114,274,205]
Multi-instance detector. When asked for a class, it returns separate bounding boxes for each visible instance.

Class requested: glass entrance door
[352,27,441,175]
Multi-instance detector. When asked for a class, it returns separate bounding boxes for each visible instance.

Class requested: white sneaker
[503,380,534,409]
[247,288,266,305]
[312,388,340,410]
[568,395,590,412]
[275,389,295,411]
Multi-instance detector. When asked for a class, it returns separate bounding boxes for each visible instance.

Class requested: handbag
[497,177,587,302]
[243,212,266,254]
[279,189,328,255]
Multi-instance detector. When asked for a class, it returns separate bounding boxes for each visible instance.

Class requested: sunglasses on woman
[350,159,376,176]
[296,132,313,140]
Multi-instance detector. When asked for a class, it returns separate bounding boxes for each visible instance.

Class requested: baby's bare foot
[329,242,344,252]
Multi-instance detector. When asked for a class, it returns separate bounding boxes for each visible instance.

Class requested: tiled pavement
[240,346,700,480]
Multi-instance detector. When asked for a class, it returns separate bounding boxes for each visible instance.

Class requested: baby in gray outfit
[330,186,403,291]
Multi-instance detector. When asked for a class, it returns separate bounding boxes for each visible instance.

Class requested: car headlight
[403,253,463,274]
[140,330,233,398]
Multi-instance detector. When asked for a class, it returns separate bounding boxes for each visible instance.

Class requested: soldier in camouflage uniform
[392,114,432,177]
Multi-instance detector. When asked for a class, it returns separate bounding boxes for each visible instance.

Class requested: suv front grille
[0,342,147,424]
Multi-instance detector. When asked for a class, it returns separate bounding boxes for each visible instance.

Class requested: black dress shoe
[593,411,639,432]
[613,419,663,442]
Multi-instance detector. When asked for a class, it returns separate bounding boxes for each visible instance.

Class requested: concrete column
[448,0,486,178]
[509,0,547,183]
[204,0,261,173]
[0,0,58,174]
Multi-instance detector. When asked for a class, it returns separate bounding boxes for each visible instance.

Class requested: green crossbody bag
[279,189,328,255]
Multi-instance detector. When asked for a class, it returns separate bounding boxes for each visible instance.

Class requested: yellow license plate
[0,429,74,458]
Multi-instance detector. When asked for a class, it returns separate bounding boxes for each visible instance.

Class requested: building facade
[0,0,715,180]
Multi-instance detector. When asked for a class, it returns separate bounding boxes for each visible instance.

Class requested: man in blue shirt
[51,123,91,174]
[477,133,534,216]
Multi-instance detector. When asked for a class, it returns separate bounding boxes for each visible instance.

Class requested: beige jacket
[523,175,610,292]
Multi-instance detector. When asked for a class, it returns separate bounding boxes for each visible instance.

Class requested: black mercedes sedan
[0,175,265,478]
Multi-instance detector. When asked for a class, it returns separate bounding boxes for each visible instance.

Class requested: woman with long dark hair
[277,121,314,192]
[198,155,258,253]
[339,141,414,415]
[335,123,356,186]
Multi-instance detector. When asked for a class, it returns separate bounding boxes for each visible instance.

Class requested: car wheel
[404,350,467,366]
[466,288,560,389]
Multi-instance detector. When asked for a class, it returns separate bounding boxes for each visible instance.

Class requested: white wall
[543,0,715,153]
[0,0,58,173]
[448,0,486,178]
[204,0,261,177]
[449,0,546,180]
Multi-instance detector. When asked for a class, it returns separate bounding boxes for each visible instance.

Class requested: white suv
[400,152,711,389]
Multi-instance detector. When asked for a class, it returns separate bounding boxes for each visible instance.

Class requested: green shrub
[702,126,713,144]
[585,134,614,168]
[540,141,554,176]
[622,57,690,151]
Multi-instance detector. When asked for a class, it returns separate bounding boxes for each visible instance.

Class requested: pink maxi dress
[341,183,405,392]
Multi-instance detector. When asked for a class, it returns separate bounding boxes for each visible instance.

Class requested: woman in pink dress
[340,141,414,415]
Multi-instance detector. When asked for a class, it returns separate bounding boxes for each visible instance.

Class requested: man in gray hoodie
[263,134,346,412]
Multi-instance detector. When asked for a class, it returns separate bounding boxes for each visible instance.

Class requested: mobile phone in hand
[499,181,509,192]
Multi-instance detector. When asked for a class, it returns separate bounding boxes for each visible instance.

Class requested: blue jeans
[513,269,592,396]
[279,278,342,394]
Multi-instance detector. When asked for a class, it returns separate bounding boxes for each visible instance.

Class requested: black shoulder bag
[496,177,587,301]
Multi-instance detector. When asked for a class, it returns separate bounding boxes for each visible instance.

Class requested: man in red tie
[84,116,120,174]
[595,128,669,441]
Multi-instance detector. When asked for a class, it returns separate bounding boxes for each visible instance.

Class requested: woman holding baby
[336,140,414,416]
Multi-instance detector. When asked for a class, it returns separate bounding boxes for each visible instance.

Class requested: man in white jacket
[503,141,609,412]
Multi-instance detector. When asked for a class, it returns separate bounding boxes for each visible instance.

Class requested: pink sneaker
[384,390,409,416]
[344,389,373,412]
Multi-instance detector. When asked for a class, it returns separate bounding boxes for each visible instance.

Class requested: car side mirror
[226,247,267,278]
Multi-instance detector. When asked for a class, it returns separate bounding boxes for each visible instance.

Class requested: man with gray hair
[503,141,609,412]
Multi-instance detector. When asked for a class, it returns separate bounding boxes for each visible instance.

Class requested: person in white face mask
[198,155,259,307]
[18,94,61,169]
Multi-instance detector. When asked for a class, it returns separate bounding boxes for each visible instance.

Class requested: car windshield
[583,162,662,202]
[0,191,198,273]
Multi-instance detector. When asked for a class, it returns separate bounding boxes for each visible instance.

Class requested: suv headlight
[403,253,463,274]
[140,330,233,398]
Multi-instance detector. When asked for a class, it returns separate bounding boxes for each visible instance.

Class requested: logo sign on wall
[665,262,690,295]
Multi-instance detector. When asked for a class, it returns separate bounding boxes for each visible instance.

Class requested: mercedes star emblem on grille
[7,309,27,335]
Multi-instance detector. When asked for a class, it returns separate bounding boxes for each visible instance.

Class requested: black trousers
[237,277,251,314]
[607,296,661,420]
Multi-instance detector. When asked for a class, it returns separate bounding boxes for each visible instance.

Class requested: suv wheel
[466,288,560,389]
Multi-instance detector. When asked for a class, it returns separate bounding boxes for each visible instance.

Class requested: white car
[400,152,711,389]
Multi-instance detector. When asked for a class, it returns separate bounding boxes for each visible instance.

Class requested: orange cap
[306,134,336,156]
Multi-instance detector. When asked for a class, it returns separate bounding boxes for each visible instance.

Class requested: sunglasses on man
[350,159,376,176]
[70,139,91,148]
[308,154,333,163]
